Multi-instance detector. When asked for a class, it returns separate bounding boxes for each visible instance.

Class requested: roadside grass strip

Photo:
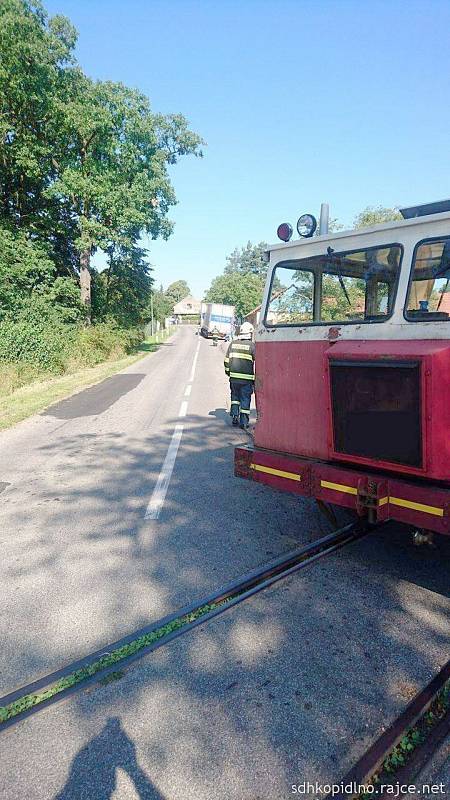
[0,600,226,724]
[0,333,173,431]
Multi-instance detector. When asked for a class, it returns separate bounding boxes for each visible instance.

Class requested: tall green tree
[0,0,77,252]
[224,241,268,279]
[354,206,402,228]
[165,280,191,303]
[93,242,153,328]
[1,0,204,325]
[48,76,202,318]
[150,285,174,324]
[0,226,54,318]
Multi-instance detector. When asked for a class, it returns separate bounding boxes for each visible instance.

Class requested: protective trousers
[230,380,253,427]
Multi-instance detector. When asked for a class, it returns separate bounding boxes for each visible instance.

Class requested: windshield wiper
[327,246,351,305]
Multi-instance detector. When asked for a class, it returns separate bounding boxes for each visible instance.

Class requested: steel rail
[0,521,368,731]
[329,659,450,798]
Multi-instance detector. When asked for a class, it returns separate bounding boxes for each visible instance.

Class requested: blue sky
[46,0,450,298]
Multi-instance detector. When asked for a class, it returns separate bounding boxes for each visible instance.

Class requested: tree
[224,241,268,279]
[93,243,153,328]
[315,217,344,234]
[205,272,264,319]
[0,0,76,233]
[0,0,204,327]
[0,226,55,318]
[0,0,80,284]
[150,286,173,324]
[165,280,191,303]
[48,76,203,319]
[204,240,268,320]
[354,206,402,229]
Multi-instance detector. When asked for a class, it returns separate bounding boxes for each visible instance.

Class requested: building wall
[173,296,202,315]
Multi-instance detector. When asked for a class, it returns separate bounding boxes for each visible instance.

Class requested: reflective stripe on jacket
[224,337,255,382]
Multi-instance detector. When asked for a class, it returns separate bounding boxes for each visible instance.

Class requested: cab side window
[266,245,401,327]
[266,267,314,325]
[406,239,450,320]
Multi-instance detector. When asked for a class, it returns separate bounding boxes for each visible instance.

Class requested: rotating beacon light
[277,222,293,242]
[296,213,317,238]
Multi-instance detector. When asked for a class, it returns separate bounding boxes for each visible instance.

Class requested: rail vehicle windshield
[405,238,450,321]
[265,244,402,327]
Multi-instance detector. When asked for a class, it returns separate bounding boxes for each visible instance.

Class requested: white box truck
[201,303,235,339]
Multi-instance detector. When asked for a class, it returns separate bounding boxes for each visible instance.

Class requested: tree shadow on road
[54,716,165,800]
[1,328,450,799]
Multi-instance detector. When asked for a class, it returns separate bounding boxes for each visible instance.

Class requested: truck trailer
[201,303,235,339]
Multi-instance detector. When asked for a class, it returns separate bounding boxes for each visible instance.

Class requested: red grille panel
[330,360,422,467]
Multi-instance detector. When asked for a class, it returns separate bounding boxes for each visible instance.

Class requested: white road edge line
[144,337,201,521]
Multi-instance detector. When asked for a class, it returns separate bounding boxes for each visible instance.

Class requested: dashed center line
[144,337,200,520]
[179,400,188,418]
[188,341,200,383]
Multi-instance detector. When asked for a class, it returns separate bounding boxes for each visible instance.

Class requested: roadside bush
[0,362,50,398]
[0,316,75,373]
[71,323,143,369]
[0,310,144,383]
[0,227,56,320]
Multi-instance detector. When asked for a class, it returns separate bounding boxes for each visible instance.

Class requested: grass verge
[0,333,171,432]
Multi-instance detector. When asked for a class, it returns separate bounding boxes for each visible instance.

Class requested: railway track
[329,659,450,798]
[0,520,368,731]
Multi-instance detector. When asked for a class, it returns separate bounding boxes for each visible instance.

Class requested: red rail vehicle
[235,200,450,537]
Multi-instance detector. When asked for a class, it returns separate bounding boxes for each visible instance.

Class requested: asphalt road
[0,324,449,799]
[0,326,330,693]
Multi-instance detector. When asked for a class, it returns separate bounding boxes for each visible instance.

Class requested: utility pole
[150,293,154,337]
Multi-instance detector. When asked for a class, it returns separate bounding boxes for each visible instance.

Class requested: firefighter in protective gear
[224,321,255,429]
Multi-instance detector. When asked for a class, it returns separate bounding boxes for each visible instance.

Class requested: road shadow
[2,410,449,689]
[136,342,175,352]
[1,327,449,797]
[208,406,233,423]
[135,343,159,353]
[54,716,165,800]
[42,374,146,419]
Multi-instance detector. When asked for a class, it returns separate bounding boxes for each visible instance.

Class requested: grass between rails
[0,534,358,726]
[359,678,450,795]
[0,600,228,724]
[0,333,171,431]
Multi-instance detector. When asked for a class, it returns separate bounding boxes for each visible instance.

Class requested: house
[242,303,262,328]
[173,295,202,319]
[243,300,280,327]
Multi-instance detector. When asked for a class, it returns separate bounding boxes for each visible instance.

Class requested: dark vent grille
[330,360,422,467]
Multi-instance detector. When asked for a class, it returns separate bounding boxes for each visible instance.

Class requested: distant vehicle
[235,199,450,539]
[201,303,235,339]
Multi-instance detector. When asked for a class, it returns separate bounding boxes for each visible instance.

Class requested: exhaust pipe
[319,203,329,235]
